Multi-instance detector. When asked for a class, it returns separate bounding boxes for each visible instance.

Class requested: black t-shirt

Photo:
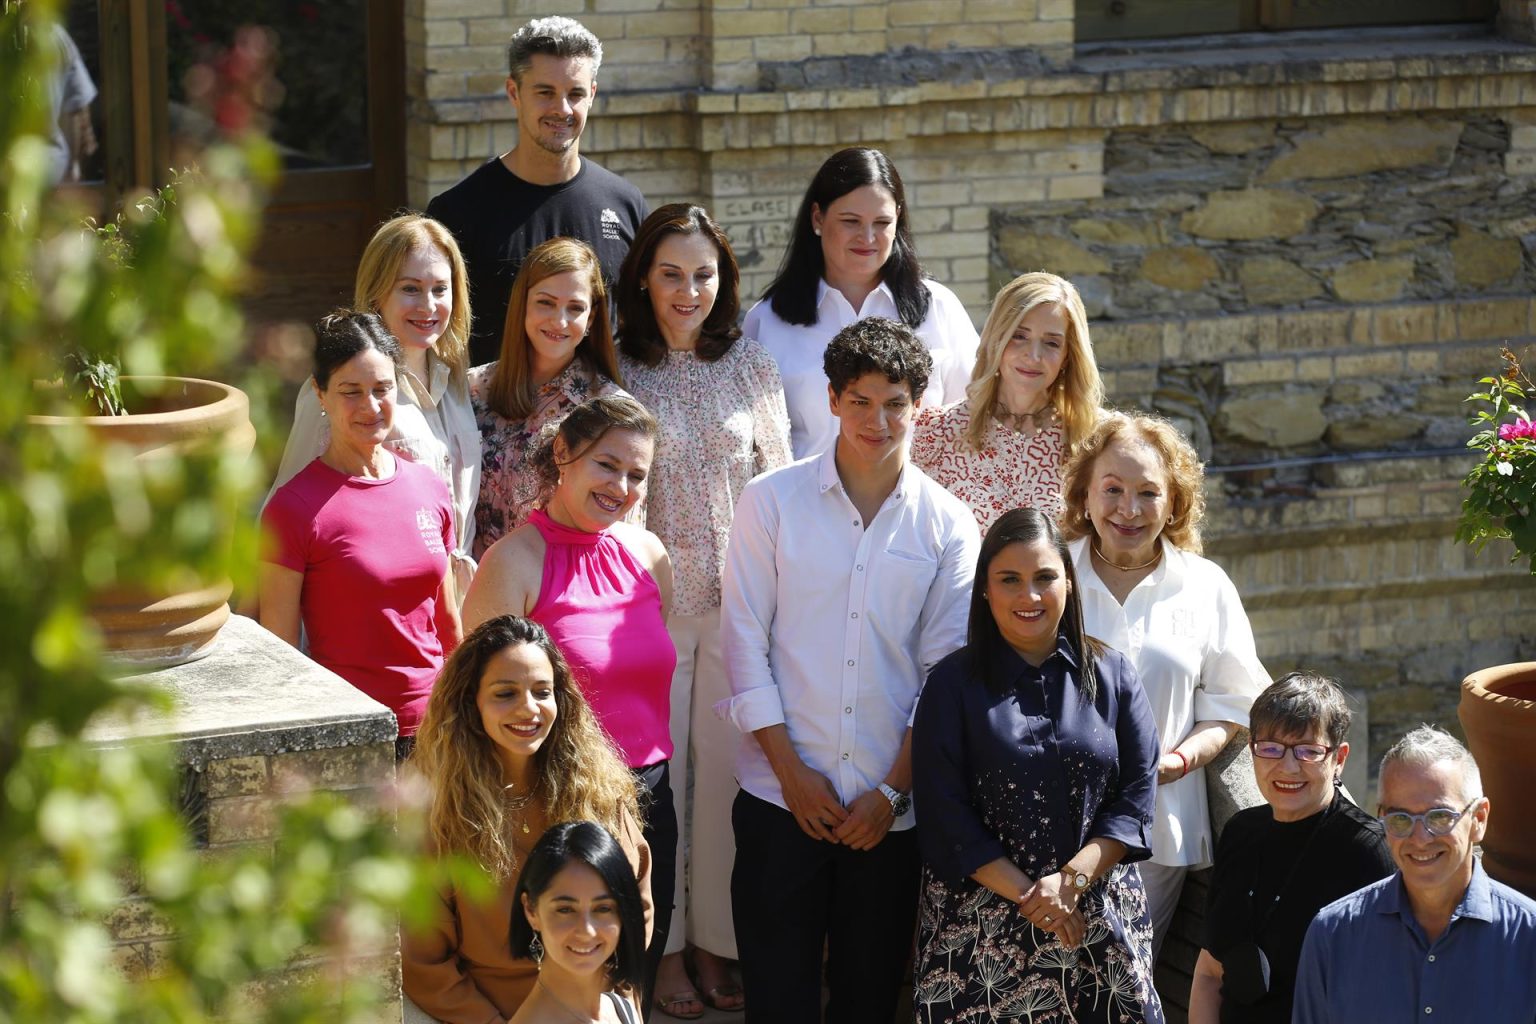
[426,156,647,366]
[1202,794,1396,1024]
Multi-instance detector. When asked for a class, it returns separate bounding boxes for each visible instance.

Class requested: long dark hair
[509,821,648,992]
[761,147,930,329]
[616,203,742,366]
[968,507,1100,701]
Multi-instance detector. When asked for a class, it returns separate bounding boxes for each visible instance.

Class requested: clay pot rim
[1462,661,1536,710]
[27,376,247,429]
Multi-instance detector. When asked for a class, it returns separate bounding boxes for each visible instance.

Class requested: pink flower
[1498,420,1536,441]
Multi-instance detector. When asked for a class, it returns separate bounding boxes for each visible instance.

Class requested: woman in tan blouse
[616,204,792,1018]
[911,271,1103,533]
[402,615,652,1024]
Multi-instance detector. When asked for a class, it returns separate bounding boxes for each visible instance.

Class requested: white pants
[1138,860,1188,962]
[401,994,437,1023]
[664,608,738,958]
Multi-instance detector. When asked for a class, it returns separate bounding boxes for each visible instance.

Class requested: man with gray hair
[1293,724,1536,1022]
[427,15,647,364]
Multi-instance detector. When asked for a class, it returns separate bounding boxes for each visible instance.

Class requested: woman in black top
[1189,671,1395,1024]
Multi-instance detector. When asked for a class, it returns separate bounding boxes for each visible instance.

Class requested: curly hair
[411,615,640,879]
[823,316,932,400]
[1059,410,1207,554]
[485,237,622,421]
[965,272,1102,455]
[527,394,659,496]
[615,203,742,367]
[353,213,472,383]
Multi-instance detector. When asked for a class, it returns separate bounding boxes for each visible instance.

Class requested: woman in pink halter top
[463,395,678,1008]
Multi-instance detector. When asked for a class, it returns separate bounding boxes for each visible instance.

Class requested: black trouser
[731,790,919,1024]
[636,759,678,1019]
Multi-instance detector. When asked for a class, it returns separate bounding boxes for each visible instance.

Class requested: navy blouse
[912,635,1160,885]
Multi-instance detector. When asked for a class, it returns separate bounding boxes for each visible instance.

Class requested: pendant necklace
[538,978,603,1023]
[505,783,534,834]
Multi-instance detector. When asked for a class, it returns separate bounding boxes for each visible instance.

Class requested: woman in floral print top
[468,237,629,560]
[615,205,792,1018]
[911,272,1104,534]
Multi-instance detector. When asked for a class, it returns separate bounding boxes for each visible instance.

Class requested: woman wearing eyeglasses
[1188,672,1394,1024]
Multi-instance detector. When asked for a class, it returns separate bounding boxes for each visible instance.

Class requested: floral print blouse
[620,339,792,618]
[911,400,1066,534]
[468,360,628,560]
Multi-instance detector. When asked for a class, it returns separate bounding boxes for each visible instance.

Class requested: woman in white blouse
[742,146,978,459]
[1060,411,1268,957]
[912,271,1104,533]
[616,204,792,1018]
[268,213,480,597]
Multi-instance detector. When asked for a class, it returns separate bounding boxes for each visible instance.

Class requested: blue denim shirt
[1293,858,1536,1023]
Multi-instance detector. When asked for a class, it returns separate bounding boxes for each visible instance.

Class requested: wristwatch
[1063,866,1091,891]
[877,783,912,817]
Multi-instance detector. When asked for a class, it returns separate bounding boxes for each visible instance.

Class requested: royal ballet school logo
[416,508,446,556]
[600,207,622,241]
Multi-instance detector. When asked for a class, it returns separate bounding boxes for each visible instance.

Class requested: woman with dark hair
[912,272,1104,532]
[268,214,481,593]
[509,821,650,1024]
[615,203,791,1017]
[1060,411,1268,955]
[260,311,461,752]
[912,507,1164,1023]
[402,616,652,1024]
[462,395,678,1010]
[744,147,978,458]
[469,236,629,558]
[1188,672,1392,1024]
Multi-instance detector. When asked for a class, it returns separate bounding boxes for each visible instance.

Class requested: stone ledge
[85,615,397,768]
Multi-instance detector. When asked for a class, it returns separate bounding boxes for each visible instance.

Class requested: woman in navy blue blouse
[912,507,1165,1023]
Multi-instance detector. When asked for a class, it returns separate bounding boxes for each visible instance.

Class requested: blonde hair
[1059,410,1206,555]
[964,272,1102,455]
[353,214,471,383]
[412,616,640,879]
[486,237,621,421]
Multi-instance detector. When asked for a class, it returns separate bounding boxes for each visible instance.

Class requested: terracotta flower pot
[28,376,256,669]
[1459,662,1536,899]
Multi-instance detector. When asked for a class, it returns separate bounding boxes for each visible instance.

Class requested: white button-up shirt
[744,278,979,459]
[1070,536,1268,867]
[719,451,979,830]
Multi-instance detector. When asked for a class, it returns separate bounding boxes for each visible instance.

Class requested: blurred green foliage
[0,3,459,1019]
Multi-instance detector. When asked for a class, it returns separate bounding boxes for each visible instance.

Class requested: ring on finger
[1042,914,1053,924]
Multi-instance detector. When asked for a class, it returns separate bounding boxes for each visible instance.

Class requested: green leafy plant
[1456,346,1536,574]
[2,3,459,1019]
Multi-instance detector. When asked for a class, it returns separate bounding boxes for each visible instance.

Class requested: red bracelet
[1172,750,1189,778]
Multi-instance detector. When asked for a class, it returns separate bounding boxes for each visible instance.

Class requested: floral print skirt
[913,863,1164,1024]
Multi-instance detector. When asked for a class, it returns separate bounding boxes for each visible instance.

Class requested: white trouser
[1138,860,1188,962]
[664,608,738,958]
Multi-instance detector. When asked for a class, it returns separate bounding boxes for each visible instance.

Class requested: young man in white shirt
[719,317,980,1023]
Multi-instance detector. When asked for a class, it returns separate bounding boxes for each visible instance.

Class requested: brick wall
[402,5,1536,778]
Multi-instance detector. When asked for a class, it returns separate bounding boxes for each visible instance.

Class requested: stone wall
[88,616,404,1016]
[405,4,1536,769]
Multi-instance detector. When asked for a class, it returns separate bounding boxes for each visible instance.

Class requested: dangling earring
[319,408,327,418]
[529,932,545,965]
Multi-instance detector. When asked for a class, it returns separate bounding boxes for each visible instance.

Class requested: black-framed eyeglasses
[1250,740,1335,764]
[1378,799,1480,839]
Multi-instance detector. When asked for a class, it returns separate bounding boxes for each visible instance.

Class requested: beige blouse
[620,339,792,618]
[910,400,1065,535]
[267,351,481,590]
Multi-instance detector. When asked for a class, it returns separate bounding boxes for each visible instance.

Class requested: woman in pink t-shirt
[260,311,463,753]
[463,395,677,1010]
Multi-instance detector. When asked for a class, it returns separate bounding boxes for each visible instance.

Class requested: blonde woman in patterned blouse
[911,272,1103,533]
[469,237,629,559]
[616,204,792,1019]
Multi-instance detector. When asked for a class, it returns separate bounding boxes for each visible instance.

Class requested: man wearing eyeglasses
[1292,725,1536,1023]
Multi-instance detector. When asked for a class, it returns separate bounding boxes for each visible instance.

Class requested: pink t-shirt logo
[416,508,445,556]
